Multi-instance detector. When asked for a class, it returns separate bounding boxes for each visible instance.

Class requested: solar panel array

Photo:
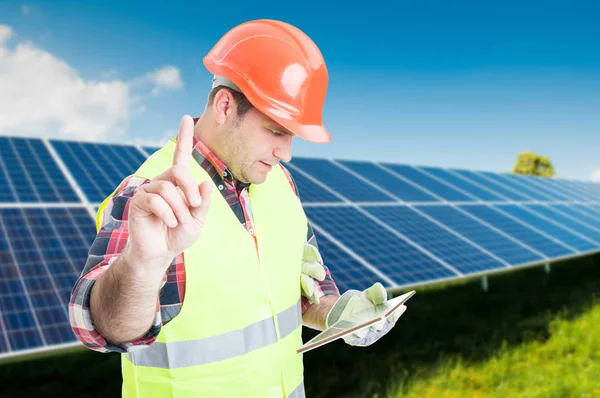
[1,135,599,360]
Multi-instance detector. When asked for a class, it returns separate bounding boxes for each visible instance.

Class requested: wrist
[120,243,173,281]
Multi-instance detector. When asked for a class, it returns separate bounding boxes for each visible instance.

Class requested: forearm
[89,245,170,345]
[302,294,339,331]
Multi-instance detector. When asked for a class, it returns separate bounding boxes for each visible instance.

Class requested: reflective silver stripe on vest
[125,300,302,369]
[287,381,306,398]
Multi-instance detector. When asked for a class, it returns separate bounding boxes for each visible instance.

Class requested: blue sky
[1,0,599,180]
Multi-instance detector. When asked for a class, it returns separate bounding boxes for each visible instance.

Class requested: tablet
[297,290,415,354]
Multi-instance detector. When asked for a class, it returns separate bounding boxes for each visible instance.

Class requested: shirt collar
[190,118,251,191]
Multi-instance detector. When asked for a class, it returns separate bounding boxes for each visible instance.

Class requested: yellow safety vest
[101,141,307,397]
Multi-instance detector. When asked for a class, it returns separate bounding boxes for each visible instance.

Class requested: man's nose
[274,137,293,163]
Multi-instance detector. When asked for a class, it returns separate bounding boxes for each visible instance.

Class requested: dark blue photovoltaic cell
[451,169,532,201]
[364,206,508,274]
[458,205,574,258]
[285,165,343,203]
[290,158,396,202]
[574,205,600,221]
[0,207,96,354]
[417,205,544,265]
[0,154,17,202]
[418,167,505,201]
[305,206,458,286]
[382,164,474,202]
[0,332,7,354]
[0,223,44,352]
[585,182,600,197]
[549,179,598,202]
[522,205,600,244]
[0,137,79,203]
[493,205,596,252]
[314,231,387,292]
[572,181,600,202]
[51,140,148,203]
[565,180,597,198]
[521,176,579,202]
[550,205,600,232]
[338,160,439,202]
[483,173,558,202]
[526,175,577,201]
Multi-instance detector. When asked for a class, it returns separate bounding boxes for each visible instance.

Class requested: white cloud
[145,66,183,95]
[0,25,11,46]
[0,24,183,142]
[592,169,600,182]
[125,129,176,148]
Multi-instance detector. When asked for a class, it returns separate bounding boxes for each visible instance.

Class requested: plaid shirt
[69,132,339,353]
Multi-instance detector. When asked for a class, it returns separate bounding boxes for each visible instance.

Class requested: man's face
[219,107,294,184]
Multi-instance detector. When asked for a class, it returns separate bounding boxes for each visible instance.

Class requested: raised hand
[126,115,214,269]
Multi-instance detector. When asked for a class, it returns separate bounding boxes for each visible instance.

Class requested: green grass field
[2,254,600,397]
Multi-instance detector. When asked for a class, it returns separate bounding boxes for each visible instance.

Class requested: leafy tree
[513,151,555,177]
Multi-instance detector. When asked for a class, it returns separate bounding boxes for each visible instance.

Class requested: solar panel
[50,140,147,203]
[571,181,600,200]
[523,176,583,202]
[416,205,544,265]
[2,134,600,361]
[289,158,396,202]
[537,205,600,230]
[304,206,459,286]
[494,204,597,251]
[311,230,388,292]
[381,164,475,202]
[336,160,440,202]
[585,182,600,196]
[524,205,600,243]
[552,179,596,201]
[457,204,575,257]
[574,204,600,220]
[363,205,509,274]
[417,167,506,201]
[143,146,161,155]
[0,137,79,203]
[285,165,343,203]
[451,169,532,201]
[0,207,96,355]
[483,172,559,202]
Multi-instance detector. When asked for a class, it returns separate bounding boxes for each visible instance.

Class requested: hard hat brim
[276,119,332,144]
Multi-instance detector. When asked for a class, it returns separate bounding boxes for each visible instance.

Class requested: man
[69,19,406,398]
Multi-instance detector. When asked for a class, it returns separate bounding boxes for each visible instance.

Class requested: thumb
[300,274,320,305]
[301,261,326,281]
[190,181,213,225]
[300,274,314,297]
[365,282,387,305]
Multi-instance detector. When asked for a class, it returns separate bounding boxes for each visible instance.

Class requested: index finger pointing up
[173,115,195,168]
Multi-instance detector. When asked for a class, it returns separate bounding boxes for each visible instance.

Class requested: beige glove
[300,244,326,305]
[326,282,407,346]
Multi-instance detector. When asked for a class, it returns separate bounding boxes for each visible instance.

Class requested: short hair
[207,85,254,118]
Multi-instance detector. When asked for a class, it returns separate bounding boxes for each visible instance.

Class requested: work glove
[300,244,326,305]
[325,282,406,347]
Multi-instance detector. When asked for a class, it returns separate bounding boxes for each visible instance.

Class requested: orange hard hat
[203,19,331,143]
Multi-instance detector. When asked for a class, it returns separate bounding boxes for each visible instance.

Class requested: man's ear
[213,89,235,124]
